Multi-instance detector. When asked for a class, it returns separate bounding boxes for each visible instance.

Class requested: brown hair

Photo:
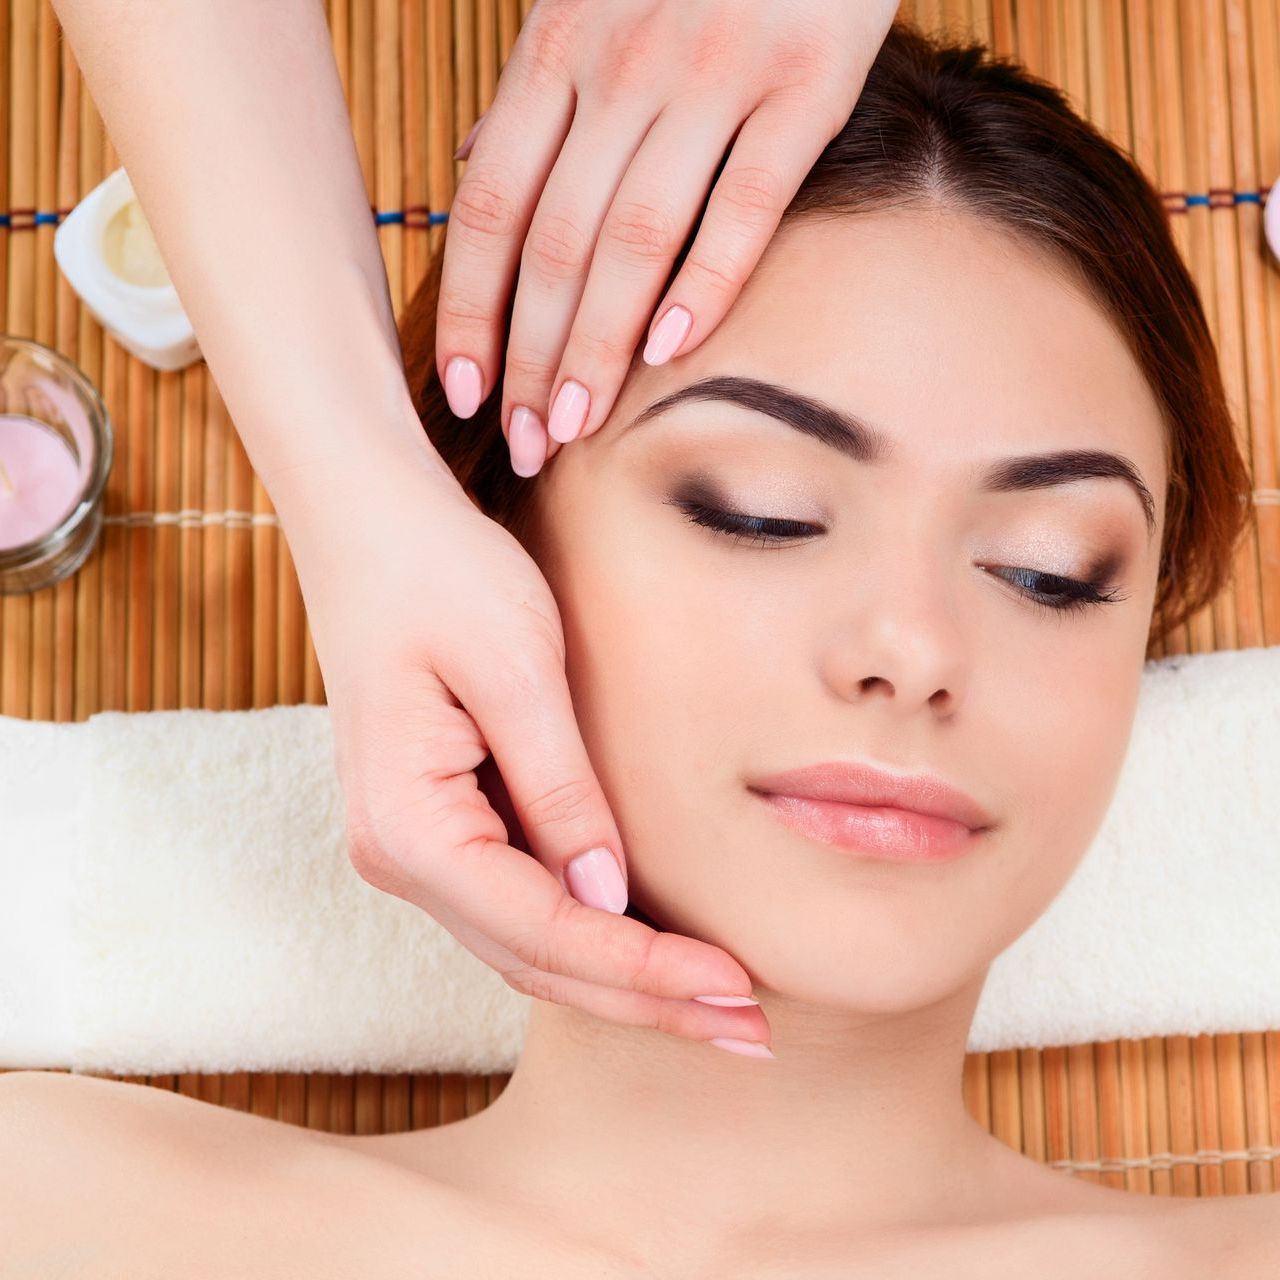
[399,19,1253,654]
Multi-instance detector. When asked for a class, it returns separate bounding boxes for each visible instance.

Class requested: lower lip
[752,791,981,862]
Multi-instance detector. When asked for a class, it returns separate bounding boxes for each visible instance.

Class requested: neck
[446,968,1030,1261]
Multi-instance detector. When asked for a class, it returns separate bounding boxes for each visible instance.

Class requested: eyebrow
[625,374,1157,537]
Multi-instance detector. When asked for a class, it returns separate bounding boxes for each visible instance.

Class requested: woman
[3,20,1268,1277]
[48,0,900,1044]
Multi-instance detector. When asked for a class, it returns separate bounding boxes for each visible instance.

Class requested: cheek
[973,633,1147,961]
[541,498,797,930]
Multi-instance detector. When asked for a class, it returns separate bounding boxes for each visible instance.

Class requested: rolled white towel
[1,644,1277,1074]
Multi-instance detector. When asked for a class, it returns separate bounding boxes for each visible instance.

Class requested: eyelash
[668,498,1128,616]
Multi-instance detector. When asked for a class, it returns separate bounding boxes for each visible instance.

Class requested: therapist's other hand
[288,448,769,1046]
[435,0,899,472]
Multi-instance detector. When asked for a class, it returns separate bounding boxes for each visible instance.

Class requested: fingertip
[508,405,548,477]
[642,304,693,367]
[565,846,629,914]
[444,355,484,418]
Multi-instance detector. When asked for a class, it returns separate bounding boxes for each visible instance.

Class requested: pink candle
[0,414,83,551]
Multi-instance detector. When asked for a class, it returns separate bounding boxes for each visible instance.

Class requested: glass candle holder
[0,336,113,595]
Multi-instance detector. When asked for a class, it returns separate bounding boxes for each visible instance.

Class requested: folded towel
[2,643,1278,1074]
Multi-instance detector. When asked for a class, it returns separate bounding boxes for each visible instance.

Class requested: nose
[818,558,970,715]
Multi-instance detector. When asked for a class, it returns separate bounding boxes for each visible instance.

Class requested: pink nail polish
[709,1037,775,1059]
[444,356,483,418]
[643,305,692,366]
[692,994,759,1007]
[547,380,589,443]
[565,846,628,914]
[454,110,488,161]
[508,406,547,477]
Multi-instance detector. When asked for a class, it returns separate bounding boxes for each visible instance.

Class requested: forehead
[613,204,1168,502]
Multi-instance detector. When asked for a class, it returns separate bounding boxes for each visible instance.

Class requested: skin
[436,0,900,468]
[352,200,1179,1267]
[15,202,1275,1275]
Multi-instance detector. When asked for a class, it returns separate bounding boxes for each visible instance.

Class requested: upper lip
[747,760,994,831]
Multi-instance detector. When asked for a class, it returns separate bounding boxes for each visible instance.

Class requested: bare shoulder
[0,1070,378,1277]
[1040,1177,1280,1279]
[1152,1186,1280,1275]
[0,1067,348,1183]
[0,1070,613,1280]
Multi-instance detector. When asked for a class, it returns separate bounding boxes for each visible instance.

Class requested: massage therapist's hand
[437,0,900,472]
[281,445,770,1044]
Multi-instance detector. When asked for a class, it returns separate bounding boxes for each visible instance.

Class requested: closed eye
[668,497,822,547]
[668,497,1128,615]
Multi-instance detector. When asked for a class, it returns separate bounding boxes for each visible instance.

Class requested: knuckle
[600,199,679,262]
[449,175,523,242]
[765,18,842,90]
[435,289,493,335]
[588,11,663,105]
[514,894,571,975]
[681,249,744,301]
[719,164,785,218]
[571,326,632,368]
[498,961,535,996]
[517,1,583,92]
[687,11,739,77]
[524,213,594,282]
[617,923,659,993]
[519,775,597,832]
[499,962,558,1004]
[345,819,399,892]
[502,348,557,389]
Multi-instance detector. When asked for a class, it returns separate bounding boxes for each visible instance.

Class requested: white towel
[1,644,1277,1074]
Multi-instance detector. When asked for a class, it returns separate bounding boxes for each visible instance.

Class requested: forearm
[50,0,455,504]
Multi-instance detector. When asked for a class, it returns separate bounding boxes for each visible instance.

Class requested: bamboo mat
[2,0,1279,1199]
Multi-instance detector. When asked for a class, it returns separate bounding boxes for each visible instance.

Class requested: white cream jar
[53,167,202,373]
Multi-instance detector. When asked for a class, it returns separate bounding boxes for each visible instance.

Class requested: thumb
[451,649,630,916]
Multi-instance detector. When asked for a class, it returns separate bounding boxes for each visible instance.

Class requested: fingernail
[643,305,692,366]
[566,846,628,914]
[444,356,483,418]
[692,994,759,1007]
[547,379,590,443]
[709,1037,775,1059]
[508,406,547,477]
[454,110,488,161]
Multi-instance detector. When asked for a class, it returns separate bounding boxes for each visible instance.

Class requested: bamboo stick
[376,0,404,319]
[401,0,430,299]
[201,383,228,710]
[1240,0,1280,647]
[124,356,154,711]
[71,39,103,720]
[2,0,38,720]
[1203,0,1264,653]
[178,364,205,707]
[52,14,80,723]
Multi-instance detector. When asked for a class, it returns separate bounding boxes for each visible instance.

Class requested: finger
[453,109,489,162]
[402,859,769,1044]
[500,961,773,1052]
[495,102,659,460]
[434,77,576,420]
[437,645,757,1000]
[562,89,844,446]
[530,99,746,457]
[422,798,762,1006]
[340,691,755,1006]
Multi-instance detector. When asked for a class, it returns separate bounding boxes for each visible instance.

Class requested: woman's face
[524,204,1168,1009]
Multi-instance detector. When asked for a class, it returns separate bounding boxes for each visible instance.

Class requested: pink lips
[747,760,993,863]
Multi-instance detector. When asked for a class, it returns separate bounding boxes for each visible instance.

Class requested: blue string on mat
[0,188,1274,230]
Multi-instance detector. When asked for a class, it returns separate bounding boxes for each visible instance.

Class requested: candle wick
[0,460,14,496]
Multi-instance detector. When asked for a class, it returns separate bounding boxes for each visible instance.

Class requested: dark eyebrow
[625,374,1156,537]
